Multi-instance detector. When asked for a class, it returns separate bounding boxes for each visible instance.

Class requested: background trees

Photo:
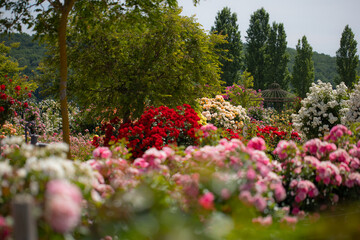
[336,25,359,88]
[211,7,243,86]
[291,36,315,98]
[245,8,270,90]
[264,22,290,90]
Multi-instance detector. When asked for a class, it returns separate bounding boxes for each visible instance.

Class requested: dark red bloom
[14,85,21,91]
[0,85,5,91]
[0,106,4,112]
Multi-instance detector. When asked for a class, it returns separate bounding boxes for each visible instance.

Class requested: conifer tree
[291,36,314,98]
[264,22,290,89]
[211,7,243,86]
[245,8,270,90]
[336,25,359,88]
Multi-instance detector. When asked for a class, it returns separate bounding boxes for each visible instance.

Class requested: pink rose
[45,180,83,233]
[247,137,266,151]
[198,192,215,210]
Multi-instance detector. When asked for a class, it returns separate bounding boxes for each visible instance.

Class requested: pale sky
[179,0,360,57]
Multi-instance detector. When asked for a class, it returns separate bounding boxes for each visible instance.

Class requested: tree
[291,36,314,98]
[0,0,201,158]
[0,42,25,77]
[336,25,359,88]
[245,8,270,90]
[211,7,243,86]
[264,22,290,90]
[41,5,223,121]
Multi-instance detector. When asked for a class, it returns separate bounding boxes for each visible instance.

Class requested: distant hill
[1,33,360,86]
[0,33,46,77]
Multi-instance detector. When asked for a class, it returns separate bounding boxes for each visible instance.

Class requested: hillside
[0,33,46,77]
[1,33,360,86]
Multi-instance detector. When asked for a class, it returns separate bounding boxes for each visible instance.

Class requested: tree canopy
[245,8,270,90]
[336,25,359,88]
[41,5,224,121]
[264,22,289,90]
[211,7,243,86]
[291,36,314,98]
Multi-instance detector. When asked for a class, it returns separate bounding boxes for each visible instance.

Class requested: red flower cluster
[256,125,301,150]
[95,104,202,158]
[0,76,32,125]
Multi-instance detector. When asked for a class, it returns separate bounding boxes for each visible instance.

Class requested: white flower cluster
[345,81,360,124]
[0,137,95,196]
[39,99,80,134]
[292,80,349,139]
[200,95,249,130]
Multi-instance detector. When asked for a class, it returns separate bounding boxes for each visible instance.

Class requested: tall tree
[336,25,359,88]
[42,6,224,121]
[291,36,314,98]
[264,22,290,89]
[245,8,270,90]
[211,7,243,86]
[0,0,200,158]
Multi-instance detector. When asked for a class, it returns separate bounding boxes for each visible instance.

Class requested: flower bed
[200,95,249,130]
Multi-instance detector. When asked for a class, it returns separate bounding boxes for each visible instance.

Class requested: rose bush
[95,104,202,158]
[292,80,349,139]
[200,95,249,130]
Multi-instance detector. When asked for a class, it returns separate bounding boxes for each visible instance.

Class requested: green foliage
[245,8,270,90]
[0,33,46,77]
[336,25,359,88]
[291,36,315,98]
[264,22,290,90]
[0,42,25,77]
[211,7,243,86]
[54,6,224,120]
[225,71,263,108]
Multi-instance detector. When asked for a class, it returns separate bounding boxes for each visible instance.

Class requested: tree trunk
[58,0,76,159]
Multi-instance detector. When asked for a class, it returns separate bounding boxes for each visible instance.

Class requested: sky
[179,0,360,57]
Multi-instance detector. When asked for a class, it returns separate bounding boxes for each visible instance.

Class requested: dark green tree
[336,25,359,88]
[211,7,243,86]
[245,8,270,90]
[291,36,314,98]
[264,22,290,89]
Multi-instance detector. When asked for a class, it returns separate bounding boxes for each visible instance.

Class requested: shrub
[345,80,360,124]
[200,95,249,130]
[292,80,349,139]
[0,75,34,125]
[97,104,202,158]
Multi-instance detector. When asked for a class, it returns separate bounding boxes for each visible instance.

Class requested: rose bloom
[45,180,83,233]
[198,192,215,210]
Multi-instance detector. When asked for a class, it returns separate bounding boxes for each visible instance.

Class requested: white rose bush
[292,80,349,139]
[345,81,360,124]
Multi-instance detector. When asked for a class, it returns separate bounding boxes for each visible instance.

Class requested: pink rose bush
[273,124,360,213]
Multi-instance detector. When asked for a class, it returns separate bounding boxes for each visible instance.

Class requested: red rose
[14,86,21,91]
[28,93,32,98]
[0,106,4,112]
[23,102,28,108]
[0,85,5,91]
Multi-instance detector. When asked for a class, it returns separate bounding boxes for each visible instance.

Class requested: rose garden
[1,71,360,239]
[1,1,360,239]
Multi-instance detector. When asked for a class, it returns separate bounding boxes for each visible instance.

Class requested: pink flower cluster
[200,123,217,138]
[44,180,83,233]
[324,124,352,142]
[272,125,360,213]
[273,140,298,160]
[290,180,319,203]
